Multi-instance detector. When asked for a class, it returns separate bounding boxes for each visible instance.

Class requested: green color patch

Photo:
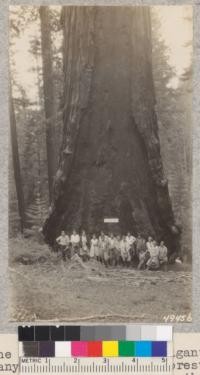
[119,341,135,357]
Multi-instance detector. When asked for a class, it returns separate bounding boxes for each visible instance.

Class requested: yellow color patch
[102,341,119,357]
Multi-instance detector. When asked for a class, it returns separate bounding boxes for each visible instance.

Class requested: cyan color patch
[135,341,152,357]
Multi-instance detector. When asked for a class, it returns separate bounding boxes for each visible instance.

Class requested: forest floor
[9,239,192,323]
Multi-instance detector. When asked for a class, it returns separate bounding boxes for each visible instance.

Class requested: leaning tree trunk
[40,6,57,202]
[10,94,25,233]
[43,6,180,254]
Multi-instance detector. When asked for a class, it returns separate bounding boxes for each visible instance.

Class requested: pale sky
[10,16,44,102]
[154,5,193,88]
[10,5,193,102]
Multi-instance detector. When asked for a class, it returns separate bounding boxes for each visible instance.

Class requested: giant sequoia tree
[43,6,179,253]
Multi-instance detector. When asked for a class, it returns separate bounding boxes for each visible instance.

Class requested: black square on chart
[35,326,50,341]
[65,326,80,341]
[23,342,39,357]
[50,326,65,341]
[18,326,34,341]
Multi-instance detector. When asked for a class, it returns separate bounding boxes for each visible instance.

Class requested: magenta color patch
[71,341,88,357]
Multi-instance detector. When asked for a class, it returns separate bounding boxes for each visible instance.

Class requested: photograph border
[0,0,199,332]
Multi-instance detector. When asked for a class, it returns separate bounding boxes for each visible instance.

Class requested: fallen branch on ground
[13,313,146,323]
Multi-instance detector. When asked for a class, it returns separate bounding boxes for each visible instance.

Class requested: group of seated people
[56,230,168,270]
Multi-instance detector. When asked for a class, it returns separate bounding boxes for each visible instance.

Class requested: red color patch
[88,341,102,357]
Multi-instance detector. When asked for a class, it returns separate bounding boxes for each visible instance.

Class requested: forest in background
[9,6,192,259]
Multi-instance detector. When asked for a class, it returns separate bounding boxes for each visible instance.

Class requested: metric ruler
[19,357,173,374]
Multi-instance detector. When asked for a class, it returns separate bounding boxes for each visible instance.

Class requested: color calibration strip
[19,340,171,358]
[18,325,172,342]
[18,325,172,358]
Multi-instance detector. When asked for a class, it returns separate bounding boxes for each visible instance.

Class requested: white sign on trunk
[104,218,119,223]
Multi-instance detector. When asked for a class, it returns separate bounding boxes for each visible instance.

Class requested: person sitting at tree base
[56,230,70,261]
[90,234,99,260]
[108,233,116,266]
[80,230,89,261]
[113,235,121,266]
[136,234,148,269]
[126,232,136,264]
[120,235,131,266]
[70,229,80,256]
[158,241,168,271]
[146,240,160,270]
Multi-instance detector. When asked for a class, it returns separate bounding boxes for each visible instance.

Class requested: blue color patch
[152,341,167,357]
[135,341,152,357]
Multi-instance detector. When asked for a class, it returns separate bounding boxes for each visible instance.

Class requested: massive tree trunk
[43,6,179,254]
[10,94,25,233]
[40,6,57,202]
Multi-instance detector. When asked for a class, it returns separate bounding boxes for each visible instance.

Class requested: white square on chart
[156,326,172,341]
[55,342,71,357]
